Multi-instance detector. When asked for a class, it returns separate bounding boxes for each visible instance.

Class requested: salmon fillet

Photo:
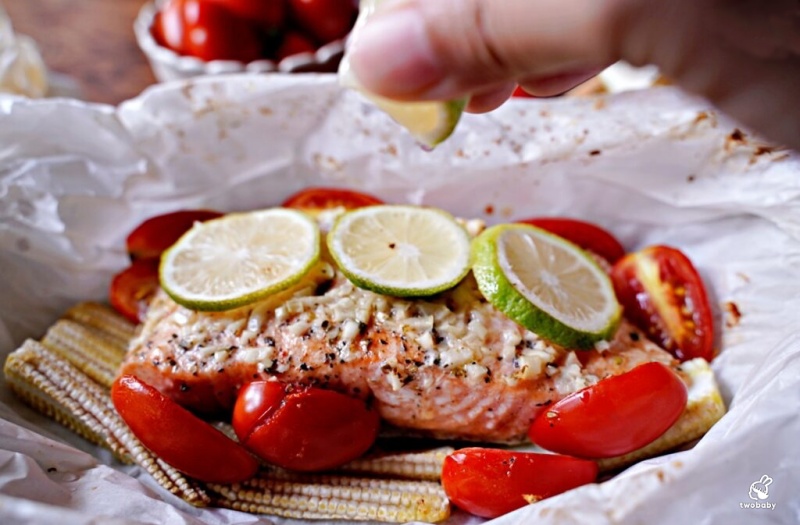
[120,258,677,444]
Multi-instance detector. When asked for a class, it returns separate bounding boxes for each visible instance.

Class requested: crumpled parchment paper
[0,74,799,525]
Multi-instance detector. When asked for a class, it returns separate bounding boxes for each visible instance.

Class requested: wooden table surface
[5,0,157,105]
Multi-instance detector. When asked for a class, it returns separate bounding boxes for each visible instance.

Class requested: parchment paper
[0,74,798,524]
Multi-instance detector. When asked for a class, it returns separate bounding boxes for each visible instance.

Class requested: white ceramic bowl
[134,1,347,82]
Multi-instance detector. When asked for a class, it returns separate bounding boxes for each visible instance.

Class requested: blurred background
[4,0,155,103]
[2,0,357,104]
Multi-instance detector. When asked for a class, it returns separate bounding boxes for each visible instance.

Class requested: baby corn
[4,340,117,454]
[4,339,211,505]
[208,474,450,522]
[41,319,126,389]
[598,358,726,472]
[338,447,454,481]
[63,301,136,345]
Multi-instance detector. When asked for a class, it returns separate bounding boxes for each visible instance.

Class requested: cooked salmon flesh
[119,258,677,444]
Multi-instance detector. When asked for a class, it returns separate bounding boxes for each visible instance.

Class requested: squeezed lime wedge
[339,0,467,149]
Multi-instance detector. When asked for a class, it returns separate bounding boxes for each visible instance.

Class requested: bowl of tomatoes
[134,0,358,82]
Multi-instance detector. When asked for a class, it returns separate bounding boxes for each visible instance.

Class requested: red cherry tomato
[155,0,186,52]
[126,209,223,260]
[233,380,287,440]
[512,85,535,98]
[109,258,160,324]
[112,375,259,483]
[277,31,317,60]
[610,245,715,361]
[287,0,356,43]
[151,12,168,47]
[281,187,383,211]
[517,217,626,263]
[233,381,380,471]
[441,448,598,518]
[209,0,285,29]
[154,0,262,62]
[528,362,688,458]
[184,0,263,62]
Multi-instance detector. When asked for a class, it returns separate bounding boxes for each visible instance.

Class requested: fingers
[465,83,516,113]
[348,0,624,101]
[347,0,800,149]
[517,67,608,97]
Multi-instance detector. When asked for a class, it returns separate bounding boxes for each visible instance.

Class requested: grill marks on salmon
[120,262,676,443]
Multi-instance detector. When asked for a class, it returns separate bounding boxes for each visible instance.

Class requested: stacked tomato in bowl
[135,0,358,81]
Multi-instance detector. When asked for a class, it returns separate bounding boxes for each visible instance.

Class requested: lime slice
[160,208,320,311]
[339,0,468,149]
[327,205,471,297]
[472,224,622,348]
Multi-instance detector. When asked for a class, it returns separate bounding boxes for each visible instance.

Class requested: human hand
[347,0,800,150]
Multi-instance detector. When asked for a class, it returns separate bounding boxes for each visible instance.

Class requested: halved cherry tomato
[517,217,626,263]
[126,209,223,260]
[154,0,262,62]
[441,448,598,518]
[233,381,380,471]
[610,245,715,361]
[287,0,357,43]
[281,187,383,211]
[209,0,286,29]
[109,258,160,324]
[112,375,259,483]
[528,362,687,458]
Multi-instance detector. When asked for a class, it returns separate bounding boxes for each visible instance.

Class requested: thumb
[347,0,625,100]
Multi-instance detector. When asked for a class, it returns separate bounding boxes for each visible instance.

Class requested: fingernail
[349,7,442,97]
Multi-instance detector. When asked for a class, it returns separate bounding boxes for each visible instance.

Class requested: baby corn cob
[3,339,211,506]
[4,340,116,453]
[63,302,136,344]
[338,447,453,481]
[598,358,726,472]
[41,319,126,389]
[208,474,450,522]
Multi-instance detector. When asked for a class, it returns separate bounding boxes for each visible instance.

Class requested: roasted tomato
[233,381,380,471]
[154,0,262,62]
[517,217,626,263]
[209,0,286,29]
[528,362,688,458]
[281,187,383,211]
[112,375,259,483]
[441,448,598,518]
[287,0,357,43]
[109,258,160,324]
[126,209,223,260]
[610,245,715,361]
